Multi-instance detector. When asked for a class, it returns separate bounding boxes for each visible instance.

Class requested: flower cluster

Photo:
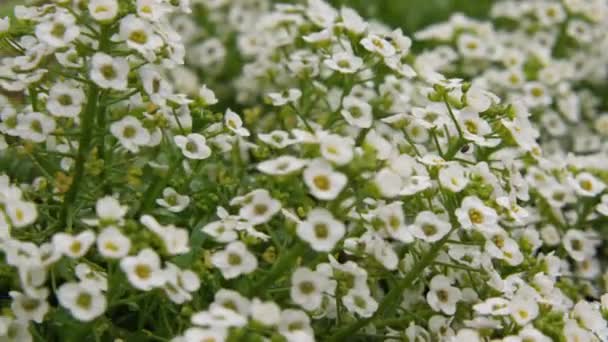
[168,0,271,99]
[0,0,607,342]
[414,0,608,156]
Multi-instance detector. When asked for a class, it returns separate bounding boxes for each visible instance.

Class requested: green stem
[58,25,110,228]
[59,83,99,228]
[444,94,463,138]
[250,242,307,297]
[444,137,466,160]
[97,97,108,192]
[326,231,453,342]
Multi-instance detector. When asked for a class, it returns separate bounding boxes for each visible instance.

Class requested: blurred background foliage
[0,0,494,32]
[328,0,494,33]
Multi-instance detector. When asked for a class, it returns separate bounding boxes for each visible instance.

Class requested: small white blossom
[174,133,212,160]
[427,275,461,315]
[88,0,119,21]
[57,282,106,322]
[90,53,130,90]
[325,52,363,74]
[303,159,347,200]
[96,227,131,259]
[456,196,499,233]
[225,109,250,137]
[52,230,96,259]
[120,248,166,291]
[409,211,451,242]
[211,241,258,279]
[156,187,190,213]
[297,208,345,252]
[439,163,469,192]
[290,267,331,311]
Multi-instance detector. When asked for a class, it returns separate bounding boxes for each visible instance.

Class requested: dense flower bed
[0,0,607,341]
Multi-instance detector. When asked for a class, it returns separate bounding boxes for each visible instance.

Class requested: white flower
[90,53,130,90]
[163,263,200,304]
[516,326,551,342]
[473,297,510,316]
[306,0,337,27]
[563,229,596,262]
[258,130,297,149]
[156,187,190,213]
[75,263,108,292]
[110,116,150,153]
[409,211,451,242]
[297,208,345,252]
[460,110,494,146]
[57,282,106,322]
[597,194,608,216]
[290,267,331,311]
[465,86,495,112]
[268,89,302,106]
[457,33,486,58]
[539,224,561,246]
[88,0,119,21]
[325,52,363,74]
[191,305,248,328]
[199,84,218,105]
[91,195,128,226]
[35,12,79,48]
[564,319,593,342]
[118,15,164,59]
[257,156,307,176]
[485,229,524,266]
[211,241,258,279]
[452,329,481,342]
[341,96,373,128]
[250,298,281,326]
[46,81,85,118]
[572,300,606,334]
[225,109,250,137]
[136,0,172,21]
[523,82,551,107]
[509,295,539,326]
[233,189,281,226]
[303,159,347,200]
[96,227,131,259]
[120,248,165,291]
[374,168,403,198]
[213,289,250,316]
[374,201,413,243]
[340,7,366,34]
[140,215,190,255]
[426,275,461,315]
[501,104,540,152]
[439,163,469,192]
[278,309,314,340]
[342,288,378,318]
[10,291,48,323]
[201,207,244,243]
[319,133,354,165]
[52,230,96,259]
[16,112,56,143]
[174,133,212,160]
[361,34,396,57]
[455,196,499,233]
[183,327,227,342]
[568,172,606,197]
[139,66,172,106]
[429,315,455,339]
[5,200,37,228]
